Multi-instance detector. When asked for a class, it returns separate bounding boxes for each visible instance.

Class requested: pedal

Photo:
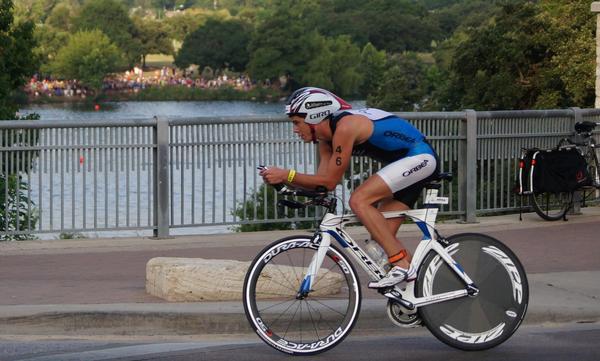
[383,289,414,310]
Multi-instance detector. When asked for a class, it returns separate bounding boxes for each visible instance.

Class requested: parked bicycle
[243,172,529,355]
[530,121,600,221]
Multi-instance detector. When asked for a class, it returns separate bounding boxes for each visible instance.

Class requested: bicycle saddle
[424,172,453,189]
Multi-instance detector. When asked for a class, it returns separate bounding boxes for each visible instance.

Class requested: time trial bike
[243,172,528,355]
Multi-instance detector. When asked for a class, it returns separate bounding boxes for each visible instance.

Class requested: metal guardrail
[1,108,599,238]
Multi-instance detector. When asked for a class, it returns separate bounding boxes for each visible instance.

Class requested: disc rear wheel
[416,233,529,351]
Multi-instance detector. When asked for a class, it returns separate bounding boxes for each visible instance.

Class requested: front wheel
[531,191,572,221]
[243,235,361,355]
[416,233,529,351]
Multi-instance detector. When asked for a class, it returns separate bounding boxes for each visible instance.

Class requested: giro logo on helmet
[309,110,331,120]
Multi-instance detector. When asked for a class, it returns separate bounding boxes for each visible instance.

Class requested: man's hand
[259,166,288,185]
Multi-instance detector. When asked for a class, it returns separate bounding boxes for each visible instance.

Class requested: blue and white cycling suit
[330,108,439,207]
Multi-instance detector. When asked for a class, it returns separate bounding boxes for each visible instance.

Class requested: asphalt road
[2,322,598,361]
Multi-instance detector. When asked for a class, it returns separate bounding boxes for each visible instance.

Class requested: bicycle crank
[386,300,422,328]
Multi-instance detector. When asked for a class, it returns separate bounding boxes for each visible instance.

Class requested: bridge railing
[1,108,598,238]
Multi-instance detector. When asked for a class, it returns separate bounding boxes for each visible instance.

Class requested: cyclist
[260,87,439,288]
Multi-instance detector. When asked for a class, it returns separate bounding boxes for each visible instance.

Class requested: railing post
[570,107,583,214]
[459,110,478,223]
[154,116,170,238]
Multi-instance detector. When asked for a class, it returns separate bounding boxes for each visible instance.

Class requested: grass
[145,54,175,68]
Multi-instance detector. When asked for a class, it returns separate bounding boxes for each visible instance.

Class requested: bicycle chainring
[386,300,422,328]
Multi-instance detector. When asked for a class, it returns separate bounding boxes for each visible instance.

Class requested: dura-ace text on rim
[243,236,362,355]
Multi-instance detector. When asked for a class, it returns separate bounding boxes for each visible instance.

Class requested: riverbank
[24,85,284,105]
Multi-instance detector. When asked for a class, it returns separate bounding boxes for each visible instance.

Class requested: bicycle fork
[296,232,332,299]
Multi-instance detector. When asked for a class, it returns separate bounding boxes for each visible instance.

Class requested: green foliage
[175,18,250,71]
[368,53,429,111]
[248,3,363,97]
[359,43,387,97]
[35,26,70,71]
[232,184,316,232]
[0,174,38,241]
[162,8,231,41]
[433,1,595,110]
[45,1,77,31]
[0,0,39,120]
[74,0,141,67]
[133,16,174,68]
[49,30,123,91]
[300,33,363,96]
[539,0,595,106]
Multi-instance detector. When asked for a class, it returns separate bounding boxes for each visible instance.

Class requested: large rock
[146,257,344,302]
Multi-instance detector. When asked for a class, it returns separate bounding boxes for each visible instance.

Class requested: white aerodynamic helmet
[285,87,352,125]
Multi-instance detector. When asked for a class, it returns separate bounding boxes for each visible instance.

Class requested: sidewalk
[0,209,599,336]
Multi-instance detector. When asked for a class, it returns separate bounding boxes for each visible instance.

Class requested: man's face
[290,115,312,142]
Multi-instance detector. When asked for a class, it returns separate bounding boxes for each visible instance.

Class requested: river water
[19,100,365,238]
[21,100,285,120]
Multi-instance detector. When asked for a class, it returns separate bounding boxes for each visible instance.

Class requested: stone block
[146,257,344,302]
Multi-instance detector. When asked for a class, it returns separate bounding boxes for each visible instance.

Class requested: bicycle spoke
[283,301,302,339]
[256,297,296,313]
[304,300,321,340]
[306,297,348,317]
[244,237,361,354]
[267,298,300,331]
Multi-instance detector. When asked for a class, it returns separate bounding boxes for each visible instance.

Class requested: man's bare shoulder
[335,114,371,139]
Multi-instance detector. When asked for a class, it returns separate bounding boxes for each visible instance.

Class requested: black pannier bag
[517,147,591,194]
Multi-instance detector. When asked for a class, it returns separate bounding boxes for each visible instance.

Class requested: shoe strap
[388,249,407,264]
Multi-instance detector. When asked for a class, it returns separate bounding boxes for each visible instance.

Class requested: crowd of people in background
[24,66,255,99]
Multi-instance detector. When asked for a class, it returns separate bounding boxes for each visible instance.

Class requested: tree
[45,1,77,31]
[247,3,362,96]
[359,42,387,98]
[175,18,250,71]
[436,3,560,110]
[539,0,594,107]
[34,25,70,70]
[0,0,40,240]
[163,8,230,41]
[133,16,174,68]
[367,53,429,111]
[74,0,141,67]
[49,29,122,91]
[300,33,363,97]
[0,0,39,120]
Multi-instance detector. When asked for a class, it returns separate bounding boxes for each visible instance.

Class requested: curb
[0,300,597,337]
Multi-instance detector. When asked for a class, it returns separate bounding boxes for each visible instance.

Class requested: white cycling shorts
[376,153,437,194]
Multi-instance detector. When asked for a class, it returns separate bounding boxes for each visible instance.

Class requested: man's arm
[281,123,356,190]
[317,141,332,175]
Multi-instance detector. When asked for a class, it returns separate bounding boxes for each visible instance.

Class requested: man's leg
[377,198,412,267]
[349,174,411,269]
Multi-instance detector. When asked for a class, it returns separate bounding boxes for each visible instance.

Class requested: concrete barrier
[146,257,343,301]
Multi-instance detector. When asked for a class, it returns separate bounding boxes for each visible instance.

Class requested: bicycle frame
[299,188,477,309]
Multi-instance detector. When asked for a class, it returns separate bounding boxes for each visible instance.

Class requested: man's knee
[349,192,368,213]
